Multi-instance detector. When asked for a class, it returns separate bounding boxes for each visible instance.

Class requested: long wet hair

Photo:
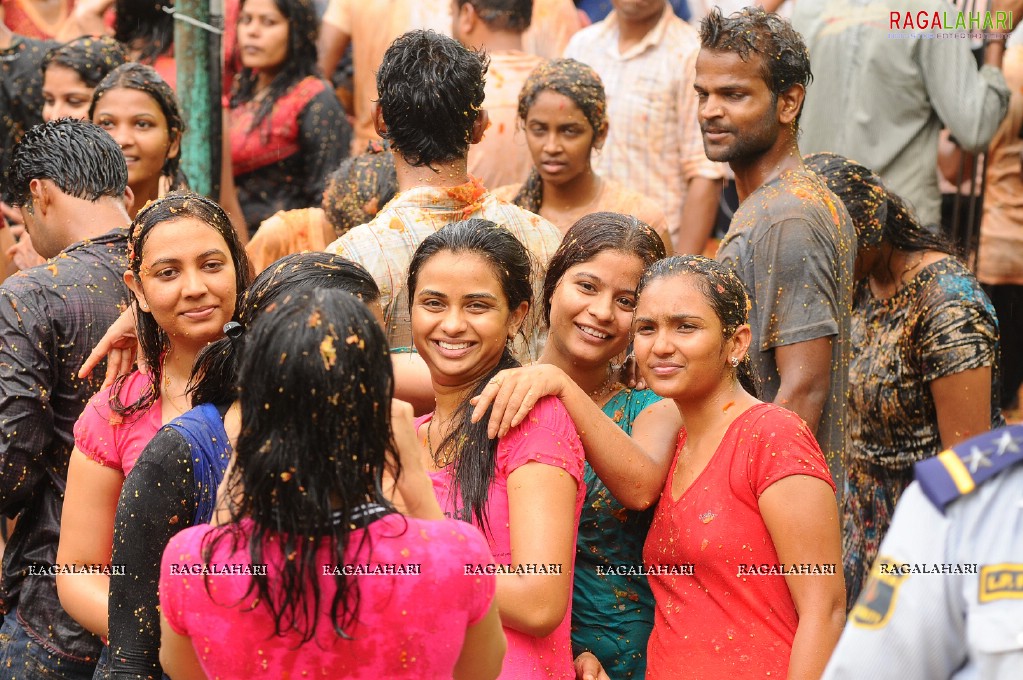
[637,255,759,397]
[189,253,380,406]
[321,147,398,237]
[513,58,607,214]
[406,219,534,534]
[89,62,188,188]
[112,192,251,417]
[41,36,127,87]
[542,212,665,327]
[114,0,174,65]
[804,152,887,251]
[206,289,397,641]
[231,0,320,129]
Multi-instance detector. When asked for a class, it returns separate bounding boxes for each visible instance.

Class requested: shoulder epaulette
[915,425,1023,513]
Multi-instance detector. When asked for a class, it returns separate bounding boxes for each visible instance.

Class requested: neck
[672,377,752,441]
[539,344,611,397]
[61,197,131,246]
[394,152,471,192]
[618,4,665,48]
[161,344,201,404]
[468,29,524,53]
[542,167,601,211]
[129,178,161,219]
[431,380,473,427]
[255,69,278,94]
[0,24,13,49]
[732,135,803,203]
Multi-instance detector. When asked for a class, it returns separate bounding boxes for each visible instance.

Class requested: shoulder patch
[915,426,1023,513]
[979,564,1023,603]
[849,557,910,629]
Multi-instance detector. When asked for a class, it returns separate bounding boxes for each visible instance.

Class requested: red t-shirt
[643,403,836,679]
[161,514,496,678]
[419,395,586,680]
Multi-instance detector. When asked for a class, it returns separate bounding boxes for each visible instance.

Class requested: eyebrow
[149,249,226,267]
[635,313,703,324]
[417,289,498,301]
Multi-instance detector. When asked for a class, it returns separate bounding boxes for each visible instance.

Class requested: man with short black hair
[325,30,561,356]
[453,0,545,188]
[0,118,131,678]
[696,7,856,489]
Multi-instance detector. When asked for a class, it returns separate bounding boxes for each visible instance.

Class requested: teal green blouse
[571,388,662,679]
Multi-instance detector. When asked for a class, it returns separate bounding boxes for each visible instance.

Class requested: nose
[587,293,615,323]
[699,95,723,123]
[438,306,467,336]
[542,131,561,155]
[650,328,675,357]
[181,267,210,298]
[108,123,133,150]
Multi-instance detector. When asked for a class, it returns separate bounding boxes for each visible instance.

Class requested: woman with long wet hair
[407,219,586,679]
[158,289,505,678]
[56,193,249,647]
[107,253,381,677]
[229,0,350,233]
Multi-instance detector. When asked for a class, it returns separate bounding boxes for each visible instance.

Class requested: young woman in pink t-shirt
[56,193,249,640]
[629,256,846,678]
[158,289,505,679]
[406,219,586,679]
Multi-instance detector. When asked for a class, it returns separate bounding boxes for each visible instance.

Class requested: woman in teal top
[472,212,682,678]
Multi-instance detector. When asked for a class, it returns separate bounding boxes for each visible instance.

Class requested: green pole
[172,0,223,198]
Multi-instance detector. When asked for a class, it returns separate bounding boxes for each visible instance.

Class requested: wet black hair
[881,192,955,255]
[321,149,398,237]
[206,289,397,641]
[41,36,127,88]
[113,192,251,417]
[804,152,886,250]
[376,30,488,168]
[699,6,813,125]
[513,58,606,213]
[3,118,127,207]
[189,252,380,406]
[637,255,759,397]
[114,0,174,65]
[542,211,665,326]
[456,0,533,32]
[232,0,321,130]
[89,62,187,186]
[406,219,534,533]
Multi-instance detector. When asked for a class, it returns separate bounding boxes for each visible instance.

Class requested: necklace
[589,364,621,402]
[426,416,454,468]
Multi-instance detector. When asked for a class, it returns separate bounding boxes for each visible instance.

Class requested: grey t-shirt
[717,168,855,486]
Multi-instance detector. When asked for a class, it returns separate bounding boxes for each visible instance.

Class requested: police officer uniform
[823,425,1023,679]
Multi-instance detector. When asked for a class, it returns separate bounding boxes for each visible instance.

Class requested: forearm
[674,177,720,255]
[772,381,827,434]
[787,605,846,680]
[557,382,667,509]
[393,470,444,520]
[56,573,110,637]
[495,573,571,638]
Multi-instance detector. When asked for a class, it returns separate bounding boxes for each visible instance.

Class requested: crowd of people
[0,0,1021,678]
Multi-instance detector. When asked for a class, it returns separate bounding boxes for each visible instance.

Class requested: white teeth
[438,341,471,350]
[578,325,609,340]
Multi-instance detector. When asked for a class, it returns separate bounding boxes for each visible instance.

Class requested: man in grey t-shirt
[694,7,855,485]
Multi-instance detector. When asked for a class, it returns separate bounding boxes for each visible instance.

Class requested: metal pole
[171,0,223,198]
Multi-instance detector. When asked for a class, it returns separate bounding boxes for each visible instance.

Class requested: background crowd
[0,0,1021,678]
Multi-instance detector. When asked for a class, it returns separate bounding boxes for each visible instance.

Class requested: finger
[471,382,500,424]
[78,337,112,379]
[485,380,518,439]
[505,385,541,436]
[496,380,534,438]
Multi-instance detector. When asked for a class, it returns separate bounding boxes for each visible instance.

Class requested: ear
[28,178,51,216]
[166,131,182,162]
[455,1,477,42]
[123,269,149,312]
[507,300,529,339]
[123,186,135,216]
[727,324,752,364]
[593,118,609,151]
[777,84,805,126]
[372,103,388,138]
[470,108,490,145]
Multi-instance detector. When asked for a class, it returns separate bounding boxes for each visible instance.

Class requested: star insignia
[993,430,1021,457]
[964,446,992,474]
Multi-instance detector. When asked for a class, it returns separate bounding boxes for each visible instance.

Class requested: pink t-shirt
[419,395,586,680]
[643,403,836,679]
[160,513,496,678]
[73,370,162,476]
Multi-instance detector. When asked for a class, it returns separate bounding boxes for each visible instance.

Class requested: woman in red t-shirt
[629,255,846,679]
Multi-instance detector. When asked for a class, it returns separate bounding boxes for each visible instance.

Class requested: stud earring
[729,356,739,367]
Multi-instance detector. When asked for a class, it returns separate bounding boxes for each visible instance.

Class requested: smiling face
[237,0,290,77]
[524,89,601,188]
[92,87,178,196]
[126,216,238,352]
[546,249,643,368]
[411,250,528,389]
[42,65,94,122]
[633,274,747,401]
[694,49,781,165]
